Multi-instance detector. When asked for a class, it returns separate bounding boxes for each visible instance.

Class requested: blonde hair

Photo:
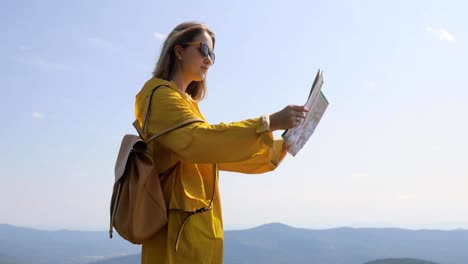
[153,22,215,101]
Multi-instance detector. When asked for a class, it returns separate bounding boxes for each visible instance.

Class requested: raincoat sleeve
[144,87,287,169]
[218,136,287,174]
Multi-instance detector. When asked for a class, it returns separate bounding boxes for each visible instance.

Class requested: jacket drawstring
[170,164,218,252]
[173,205,213,251]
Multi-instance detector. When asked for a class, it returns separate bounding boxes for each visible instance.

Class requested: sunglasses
[180,41,216,65]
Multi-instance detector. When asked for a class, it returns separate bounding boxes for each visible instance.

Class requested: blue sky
[1,0,467,231]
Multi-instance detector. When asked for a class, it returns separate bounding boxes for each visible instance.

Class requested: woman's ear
[173,45,184,61]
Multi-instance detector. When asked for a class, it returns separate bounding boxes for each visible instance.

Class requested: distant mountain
[90,254,140,264]
[0,254,21,264]
[0,224,139,264]
[364,258,439,264]
[1,223,468,264]
[224,223,468,264]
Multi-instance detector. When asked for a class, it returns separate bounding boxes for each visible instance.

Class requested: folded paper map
[282,70,329,156]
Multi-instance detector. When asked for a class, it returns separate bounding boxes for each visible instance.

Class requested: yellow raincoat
[135,77,287,264]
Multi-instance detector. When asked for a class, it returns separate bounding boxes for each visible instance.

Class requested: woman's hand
[269,105,309,131]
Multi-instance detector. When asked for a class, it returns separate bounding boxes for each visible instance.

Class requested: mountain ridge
[1,223,468,264]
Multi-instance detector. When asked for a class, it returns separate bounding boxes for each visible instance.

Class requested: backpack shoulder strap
[133,84,170,136]
[146,118,204,143]
[133,84,204,142]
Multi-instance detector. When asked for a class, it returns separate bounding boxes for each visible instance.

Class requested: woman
[135,21,308,264]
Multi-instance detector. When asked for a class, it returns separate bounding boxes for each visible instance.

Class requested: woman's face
[179,31,214,82]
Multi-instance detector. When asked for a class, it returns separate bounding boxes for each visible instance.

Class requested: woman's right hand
[269,105,309,131]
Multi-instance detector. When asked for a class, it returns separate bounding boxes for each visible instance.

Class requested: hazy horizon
[3,221,468,233]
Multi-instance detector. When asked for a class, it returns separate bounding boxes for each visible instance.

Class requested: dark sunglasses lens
[200,43,209,57]
[200,43,215,64]
[209,51,215,63]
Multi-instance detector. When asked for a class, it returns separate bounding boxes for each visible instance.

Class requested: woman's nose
[204,56,213,66]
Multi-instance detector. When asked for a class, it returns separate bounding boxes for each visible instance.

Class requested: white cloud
[87,37,120,51]
[426,27,455,42]
[32,112,44,119]
[83,256,106,260]
[14,56,66,71]
[367,81,377,91]
[153,32,167,41]
[19,45,32,51]
[351,172,371,181]
[430,145,441,151]
[396,194,413,201]
[351,173,369,178]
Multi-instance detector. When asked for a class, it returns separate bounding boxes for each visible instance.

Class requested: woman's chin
[195,74,206,81]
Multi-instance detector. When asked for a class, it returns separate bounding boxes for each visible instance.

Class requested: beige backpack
[109,85,202,244]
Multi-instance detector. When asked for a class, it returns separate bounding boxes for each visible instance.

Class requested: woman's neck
[169,72,190,93]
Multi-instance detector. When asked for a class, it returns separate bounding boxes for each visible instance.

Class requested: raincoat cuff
[256,114,270,133]
[260,132,287,168]
[270,138,287,167]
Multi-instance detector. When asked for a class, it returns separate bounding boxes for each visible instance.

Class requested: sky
[1,0,467,231]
